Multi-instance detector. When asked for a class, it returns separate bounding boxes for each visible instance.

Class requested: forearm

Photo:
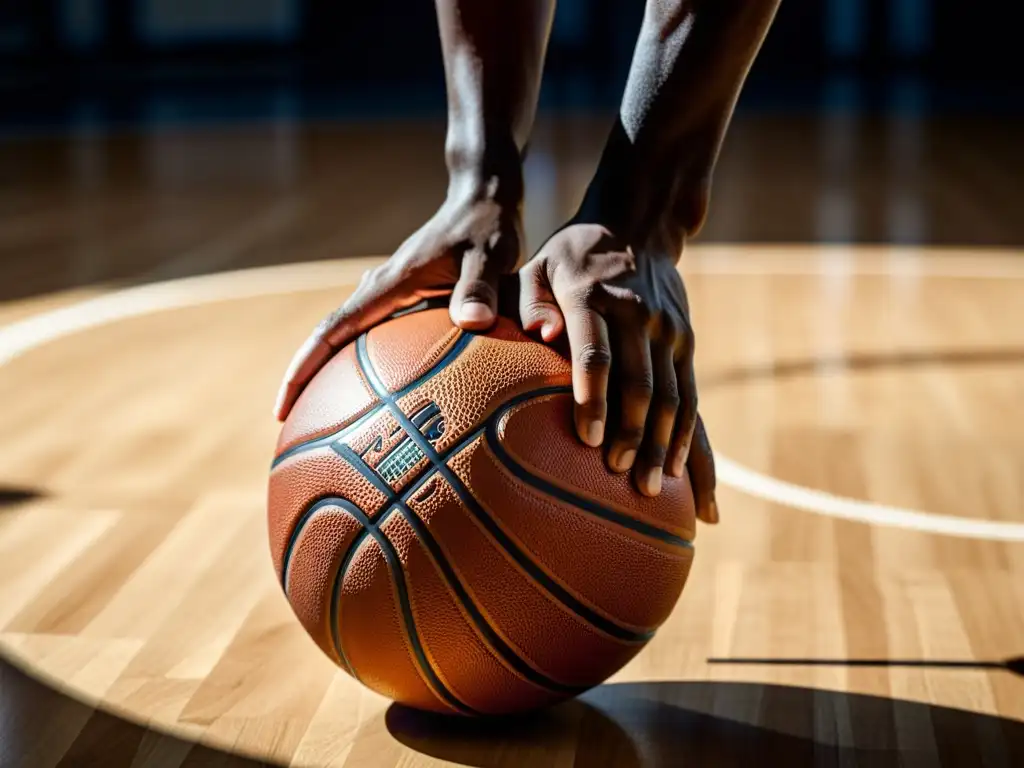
[436,0,555,202]
[577,0,780,243]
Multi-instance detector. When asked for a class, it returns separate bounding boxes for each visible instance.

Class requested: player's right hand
[274,189,523,422]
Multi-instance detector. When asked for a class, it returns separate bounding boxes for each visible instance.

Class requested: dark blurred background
[2,0,1022,124]
[1,0,1022,301]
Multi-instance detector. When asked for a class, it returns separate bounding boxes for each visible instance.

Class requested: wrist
[572,122,652,239]
[574,122,713,251]
[445,128,524,209]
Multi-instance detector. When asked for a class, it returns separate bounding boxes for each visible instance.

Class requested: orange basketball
[267,308,696,716]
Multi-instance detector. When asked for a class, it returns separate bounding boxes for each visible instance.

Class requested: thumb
[450,247,500,330]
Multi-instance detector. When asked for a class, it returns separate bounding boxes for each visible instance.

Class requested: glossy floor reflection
[1,112,1022,304]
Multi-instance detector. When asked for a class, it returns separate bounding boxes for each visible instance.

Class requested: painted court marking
[2,252,1023,543]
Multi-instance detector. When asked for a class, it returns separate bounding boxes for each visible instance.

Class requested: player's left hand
[517,221,716,522]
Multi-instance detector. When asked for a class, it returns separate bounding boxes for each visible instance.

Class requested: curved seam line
[355,337,651,644]
[486,416,694,549]
[335,498,472,715]
[270,331,472,467]
[348,341,476,716]
[280,497,367,676]
[328,514,368,677]
[272,404,382,468]
[403,389,672,642]
[336,443,584,696]
[400,446,651,647]
[281,495,352,591]
[370,507,472,715]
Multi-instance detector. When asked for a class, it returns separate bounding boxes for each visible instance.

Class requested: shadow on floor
[0,485,45,511]
[0,655,282,767]
[388,679,1024,768]
[4,647,1022,766]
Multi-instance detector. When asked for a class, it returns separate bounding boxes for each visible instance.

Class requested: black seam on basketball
[345,341,477,717]
[270,331,473,468]
[272,405,381,468]
[354,336,652,644]
[337,499,474,716]
[329,519,368,678]
[485,418,694,549]
[280,496,354,592]
[336,443,585,696]
[280,497,366,676]
[394,387,575,504]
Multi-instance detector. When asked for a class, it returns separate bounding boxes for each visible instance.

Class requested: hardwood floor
[1,112,1022,304]
[0,116,1022,766]
[0,245,1022,766]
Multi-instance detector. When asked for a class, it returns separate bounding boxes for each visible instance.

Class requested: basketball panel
[404,474,647,687]
[382,513,560,714]
[267,446,388,577]
[448,436,694,631]
[498,394,697,541]
[364,309,462,393]
[282,504,364,665]
[276,344,379,455]
[338,535,454,714]
[393,321,570,457]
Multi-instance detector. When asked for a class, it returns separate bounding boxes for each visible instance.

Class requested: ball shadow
[386,680,1024,767]
[0,485,44,511]
[0,652,284,767]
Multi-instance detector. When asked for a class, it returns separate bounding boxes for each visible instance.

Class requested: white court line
[2,255,1023,542]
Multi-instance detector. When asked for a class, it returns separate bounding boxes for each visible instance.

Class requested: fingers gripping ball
[267,308,696,716]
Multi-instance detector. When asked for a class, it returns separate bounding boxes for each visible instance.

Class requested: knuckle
[459,278,497,304]
[521,299,546,320]
[315,308,344,337]
[622,373,655,400]
[577,343,612,373]
[645,443,669,467]
[617,425,646,447]
[658,387,682,412]
[687,393,699,416]
[520,257,542,283]
[574,281,603,310]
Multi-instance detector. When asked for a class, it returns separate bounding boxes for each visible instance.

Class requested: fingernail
[670,452,685,478]
[584,420,604,447]
[708,497,720,524]
[614,449,637,473]
[458,302,494,327]
[642,467,663,496]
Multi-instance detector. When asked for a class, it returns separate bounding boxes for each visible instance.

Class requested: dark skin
[275,0,781,524]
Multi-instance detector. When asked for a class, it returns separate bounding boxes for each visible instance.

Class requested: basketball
[267,308,696,716]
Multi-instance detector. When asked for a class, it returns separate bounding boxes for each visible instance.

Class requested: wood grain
[1,245,1022,766]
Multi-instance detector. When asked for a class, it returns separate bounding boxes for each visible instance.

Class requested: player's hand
[517,222,717,522]
[274,189,522,421]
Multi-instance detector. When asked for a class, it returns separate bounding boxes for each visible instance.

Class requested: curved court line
[715,457,1024,542]
[1,255,1023,543]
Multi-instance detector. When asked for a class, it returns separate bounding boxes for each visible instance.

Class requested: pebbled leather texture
[282,504,362,665]
[276,344,378,456]
[498,394,697,542]
[268,308,697,715]
[365,309,462,394]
